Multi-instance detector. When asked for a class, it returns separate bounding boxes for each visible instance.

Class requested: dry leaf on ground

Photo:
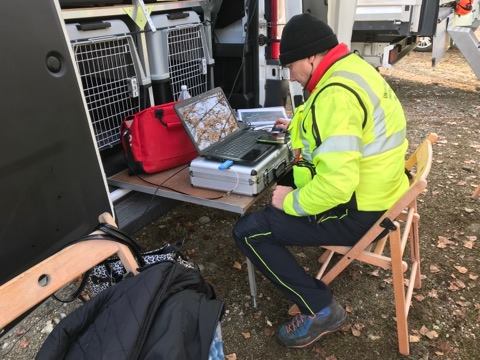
[437,236,455,248]
[351,328,361,337]
[369,269,380,277]
[241,331,251,339]
[419,325,429,336]
[351,323,365,337]
[463,240,475,249]
[226,353,237,360]
[414,294,425,302]
[449,282,460,291]
[454,265,468,274]
[410,335,421,343]
[454,279,466,289]
[430,264,441,273]
[232,261,242,270]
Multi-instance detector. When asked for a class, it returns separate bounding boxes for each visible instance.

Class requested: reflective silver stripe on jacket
[301,139,312,161]
[312,135,362,158]
[292,189,308,216]
[328,70,405,157]
[363,127,406,156]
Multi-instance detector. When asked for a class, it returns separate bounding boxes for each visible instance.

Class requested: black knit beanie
[280,14,338,65]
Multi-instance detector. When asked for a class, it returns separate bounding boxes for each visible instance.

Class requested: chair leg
[390,229,410,356]
[316,249,334,280]
[411,213,422,289]
[318,249,332,264]
[373,235,388,255]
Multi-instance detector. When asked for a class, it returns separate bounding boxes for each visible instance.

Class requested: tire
[414,36,433,52]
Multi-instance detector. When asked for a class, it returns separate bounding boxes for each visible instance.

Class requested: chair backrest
[383,133,437,222]
[351,133,437,244]
[405,133,438,183]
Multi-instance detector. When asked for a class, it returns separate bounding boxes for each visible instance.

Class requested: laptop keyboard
[212,130,265,157]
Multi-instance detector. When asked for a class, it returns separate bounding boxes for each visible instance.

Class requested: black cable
[133,165,226,202]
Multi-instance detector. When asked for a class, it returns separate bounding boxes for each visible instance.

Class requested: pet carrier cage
[146,11,213,103]
[66,20,149,150]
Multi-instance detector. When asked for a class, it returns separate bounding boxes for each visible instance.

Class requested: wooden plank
[61,1,207,20]
[109,167,261,214]
[0,240,139,330]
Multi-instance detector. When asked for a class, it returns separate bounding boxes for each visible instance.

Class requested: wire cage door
[166,24,209,101]
[72,35,143,150]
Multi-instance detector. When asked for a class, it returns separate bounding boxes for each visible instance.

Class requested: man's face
[286,58,313,87]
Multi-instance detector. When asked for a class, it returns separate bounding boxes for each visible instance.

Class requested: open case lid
[0,0,112,285]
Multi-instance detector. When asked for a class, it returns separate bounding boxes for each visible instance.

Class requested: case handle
[167,12,190,21]
[154,109,183,129]
[76,21,111,31]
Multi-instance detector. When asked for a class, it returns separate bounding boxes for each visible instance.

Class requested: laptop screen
[175,88,239,152]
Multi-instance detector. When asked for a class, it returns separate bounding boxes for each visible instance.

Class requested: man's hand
[272,185,293,210]
[274,118,290,132]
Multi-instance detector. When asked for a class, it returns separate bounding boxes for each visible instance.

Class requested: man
[232,13,409,348]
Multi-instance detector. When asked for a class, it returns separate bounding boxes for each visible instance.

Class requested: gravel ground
[1,48,479,360]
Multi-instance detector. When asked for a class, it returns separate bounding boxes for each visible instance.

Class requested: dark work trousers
[232,205,383,315]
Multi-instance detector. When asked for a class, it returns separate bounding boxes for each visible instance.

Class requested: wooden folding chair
[0,213,139,332]
[289,133,438,356]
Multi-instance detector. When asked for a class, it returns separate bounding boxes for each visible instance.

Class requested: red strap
[306,43,350,93]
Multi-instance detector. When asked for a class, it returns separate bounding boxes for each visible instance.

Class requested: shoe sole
[286,313,348,349]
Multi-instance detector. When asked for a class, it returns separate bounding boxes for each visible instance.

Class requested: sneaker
[276,299,347,348]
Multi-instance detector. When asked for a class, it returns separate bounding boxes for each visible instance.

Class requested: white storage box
[189,144,293,196]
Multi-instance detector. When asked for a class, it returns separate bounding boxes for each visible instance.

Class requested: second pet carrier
[146,11,213,103]
[66,20,149,150]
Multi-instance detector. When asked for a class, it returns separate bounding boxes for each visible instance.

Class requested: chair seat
[320,245,408,272]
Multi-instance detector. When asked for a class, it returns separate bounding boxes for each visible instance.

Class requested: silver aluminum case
[189,144,293,196]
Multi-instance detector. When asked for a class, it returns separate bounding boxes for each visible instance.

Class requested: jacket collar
[306,43,350,93]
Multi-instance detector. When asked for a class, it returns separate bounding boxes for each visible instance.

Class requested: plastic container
[178,85,192,100]
[147,11,212,102]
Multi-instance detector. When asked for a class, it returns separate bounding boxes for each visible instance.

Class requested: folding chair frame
[289,133,437,356]
[0,213,140,332]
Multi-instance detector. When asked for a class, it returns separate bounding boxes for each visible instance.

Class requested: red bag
[121,102,197,174]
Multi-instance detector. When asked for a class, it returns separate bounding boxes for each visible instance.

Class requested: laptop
[174,87,277,164]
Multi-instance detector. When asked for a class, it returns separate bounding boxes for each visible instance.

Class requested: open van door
[211,0,479,112]
[212,0,303,109]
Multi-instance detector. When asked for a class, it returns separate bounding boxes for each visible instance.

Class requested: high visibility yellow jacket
[283,52,409,216]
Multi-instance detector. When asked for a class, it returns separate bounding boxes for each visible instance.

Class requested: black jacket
[37,262,224,360]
